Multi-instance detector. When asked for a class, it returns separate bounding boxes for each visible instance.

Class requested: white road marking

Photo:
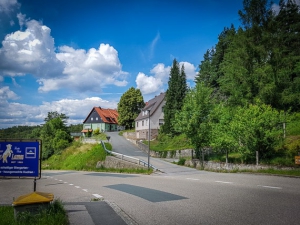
[64,182,68,184]
[215,181,233,184]
[257,185,282,189]
[69,184,74,186]
[93,194,103,199]
[59,180,63,182]
[55,179,58,180]
[75,186,80,188]
[186,178,199,181]
[82,189,88,192]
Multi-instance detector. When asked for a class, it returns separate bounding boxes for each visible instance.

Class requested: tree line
[0,112,82,160]
[165,0,300,164]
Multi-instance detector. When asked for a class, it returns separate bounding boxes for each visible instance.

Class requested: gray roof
[135,92,165,121]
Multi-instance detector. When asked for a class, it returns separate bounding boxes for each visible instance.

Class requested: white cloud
[0,96,118,128]
[0,16,128,94]
[136,72,163,95]
[0,86,18,100]
[0,17,64,78]
[136,61,197,96]
[38,43,128,93]
[179,61,197,80]
[0,0,19,13]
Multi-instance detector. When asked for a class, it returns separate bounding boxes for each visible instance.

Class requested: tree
[173,82,214,162]
[162,59,187,135]
[117,87,144,129]
[230,102,285,163]
[40,112,72,159]
[210,105,237,164]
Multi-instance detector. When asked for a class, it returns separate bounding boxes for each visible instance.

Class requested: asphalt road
[1,133,300,225]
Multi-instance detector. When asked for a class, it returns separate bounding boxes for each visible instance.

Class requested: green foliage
[173,82,214,157]
[0,125,41,139]
[40,112,73,159]
[149,133,192,151]
[162,59,187,135]
[93,128,100,135]
[177,157,186,165]
[0,199,68,225]
[117,87,145,129]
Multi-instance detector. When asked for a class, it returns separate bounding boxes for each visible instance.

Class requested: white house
[135,92,165,140]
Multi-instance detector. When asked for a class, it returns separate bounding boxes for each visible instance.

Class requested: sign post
[0,139,41,191]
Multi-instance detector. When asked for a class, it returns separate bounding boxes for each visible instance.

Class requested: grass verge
[42,141,151,174]
[0,199,68,225]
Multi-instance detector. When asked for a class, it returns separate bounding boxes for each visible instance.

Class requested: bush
[177,158,186,165]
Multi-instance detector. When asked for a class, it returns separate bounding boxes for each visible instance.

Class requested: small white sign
[25,147,36,158]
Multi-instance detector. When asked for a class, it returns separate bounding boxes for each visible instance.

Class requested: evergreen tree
[162,59,187,135]
[117,87,144,129]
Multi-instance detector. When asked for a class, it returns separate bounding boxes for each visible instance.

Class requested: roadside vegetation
[42,141,151,174]
[0,199,68,225]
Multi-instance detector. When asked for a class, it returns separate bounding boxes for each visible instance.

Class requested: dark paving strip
[86,173,138,178]
[104,184,188,202]
[64,202,127,225]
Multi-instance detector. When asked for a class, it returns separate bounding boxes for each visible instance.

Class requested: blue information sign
[0,140,41,178]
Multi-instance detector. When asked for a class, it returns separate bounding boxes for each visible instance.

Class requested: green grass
[0,199,68,225]
[147,133,192,151]
[42,141,151,174]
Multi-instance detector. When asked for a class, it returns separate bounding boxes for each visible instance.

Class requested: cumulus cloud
[0,15,128,93]
[0,96,118,128]
[40,43,128,93]
[136,61,197,95]
[136,72,163,95]
[0,16,64,78]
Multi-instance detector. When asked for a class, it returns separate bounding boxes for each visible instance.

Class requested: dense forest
[161,0,300,165]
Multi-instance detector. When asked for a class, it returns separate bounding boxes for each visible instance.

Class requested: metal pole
[148,110,150,169]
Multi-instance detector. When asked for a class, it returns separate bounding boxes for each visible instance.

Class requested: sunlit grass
[0,199,68,225]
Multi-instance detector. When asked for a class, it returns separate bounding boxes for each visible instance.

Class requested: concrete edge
[105,200,139,225]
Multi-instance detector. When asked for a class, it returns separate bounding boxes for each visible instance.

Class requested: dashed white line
[186,178,199,181]
[82,189,88,192]
[64,182,68,184]
[215,181,233,184]
[93,194,103,199]
[75,186,80,188]
[257,185,282,189]
[69,184,74,186]
[59,180,63,182]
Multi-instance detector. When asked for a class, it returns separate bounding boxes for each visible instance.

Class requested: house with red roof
[82,107,124,134]
[135,92,165,140]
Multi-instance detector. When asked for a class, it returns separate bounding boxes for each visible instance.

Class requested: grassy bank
[0,199,68,225]
[42,141,151,174]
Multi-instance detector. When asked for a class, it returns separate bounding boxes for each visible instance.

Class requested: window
[91,117,93,121]
[142,120,144,126]
[159,119,164,125]
[136,122,138,127]
[142,111,144,116]
[96,117,98,121]
[145,110,148,115]
[146,119,148,126]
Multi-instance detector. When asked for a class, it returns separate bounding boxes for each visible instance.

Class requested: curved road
[108,131,201,175]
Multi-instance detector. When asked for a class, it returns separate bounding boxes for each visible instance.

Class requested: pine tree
[162,59,187,135]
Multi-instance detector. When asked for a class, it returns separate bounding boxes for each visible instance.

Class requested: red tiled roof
[83,107,119,124]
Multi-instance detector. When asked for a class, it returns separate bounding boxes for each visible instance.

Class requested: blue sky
[0,0,280,128]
